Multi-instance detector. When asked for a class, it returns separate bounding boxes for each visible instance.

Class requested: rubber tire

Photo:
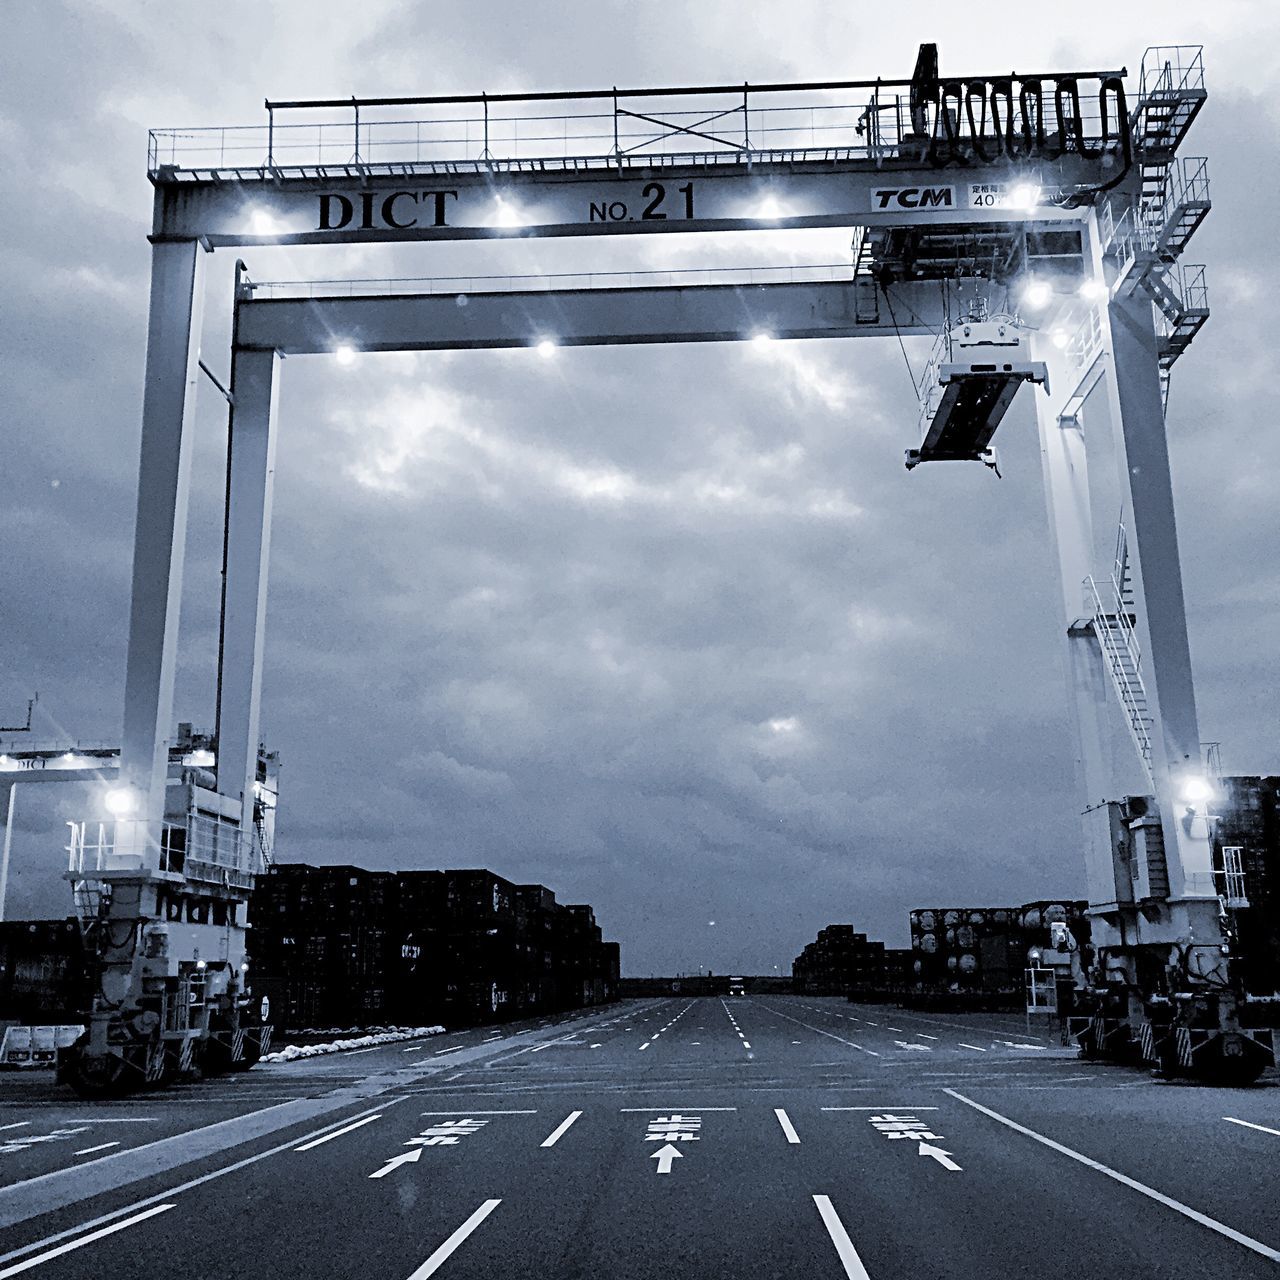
[62,1047,131,1099]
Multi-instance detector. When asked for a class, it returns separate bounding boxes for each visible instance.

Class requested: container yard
[6,19,1280,1280]
[248,864,620,1032]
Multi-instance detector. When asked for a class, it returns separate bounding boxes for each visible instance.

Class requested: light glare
[1051,329,1070,349]
[1022,280,1052,309]
[104,786,138,817]
[536,339,557,359]
[1008,183,1040,211]
[334,344,358,366]
[1078,279,1107,300]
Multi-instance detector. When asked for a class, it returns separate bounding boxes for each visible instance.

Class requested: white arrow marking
[894,1041,930,1052]
[650,1143,683,1174]
[369,1148,423,1179]
[918,1141,962,1171]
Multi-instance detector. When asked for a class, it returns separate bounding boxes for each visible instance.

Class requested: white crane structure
[43,42,1272,1091]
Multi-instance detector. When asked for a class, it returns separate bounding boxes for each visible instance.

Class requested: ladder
[1086,523,1155,782]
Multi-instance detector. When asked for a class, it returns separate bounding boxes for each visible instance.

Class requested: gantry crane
[39,40,1268,1093]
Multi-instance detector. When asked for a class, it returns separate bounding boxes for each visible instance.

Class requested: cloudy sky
[2,2,1277,974]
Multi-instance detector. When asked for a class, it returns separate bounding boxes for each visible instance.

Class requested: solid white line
[775,1109,801,1144]
[821,1106,940,1111]
[947,1090,1280,1262]
[619,1107,738,1112]
[813,1195,872,1280]
[959,1043,988,1052]
[1224,1117,1280,1138]
[294,1114,381,1151]
[405,1199,502,1280]
[540,1111,583,1148]
[72,1143,120,1157]
[419,1110,537,1115]
[0,1124,31,1134]
[0,1204,176,1279]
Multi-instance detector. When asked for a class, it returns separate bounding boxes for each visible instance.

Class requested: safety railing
[66,813,261,888]
[1064,303,1104,374]
[1139,46,1205,100]
[245,261,856,301]
[147,67,1128,178]
[185,812,261,890]
[67,820,186,876]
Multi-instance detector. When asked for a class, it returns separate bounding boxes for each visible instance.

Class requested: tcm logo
[872,186,955,210]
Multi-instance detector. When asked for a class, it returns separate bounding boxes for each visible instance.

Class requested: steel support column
[215,348,280,829]
[1102,291,1213,902]
[120,239,207,848]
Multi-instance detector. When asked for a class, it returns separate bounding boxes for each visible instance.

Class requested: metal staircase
[1129,46,1206,160]
[1086,523,1155,782]
[850,226,879,324]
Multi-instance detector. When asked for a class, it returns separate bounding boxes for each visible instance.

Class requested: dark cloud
[2,4,1276,974]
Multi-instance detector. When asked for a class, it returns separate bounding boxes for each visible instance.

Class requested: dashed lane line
[539,1112,583,1148]
[759,1003,879,1056]
[959,1043,988,1052]
[813,1195,872,1280]
[0,1203,176,1280]
[406,1199,502,1280]
[947,1090,1280,1264]
[72,1143,121,1158]
[775,1109,801,1144]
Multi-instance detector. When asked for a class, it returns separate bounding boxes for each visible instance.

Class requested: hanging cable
[881,284,920,400]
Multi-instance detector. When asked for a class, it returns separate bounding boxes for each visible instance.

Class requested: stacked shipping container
[1214,776,1280,996]
[248,863,620,1032]
[908,900,1089,996]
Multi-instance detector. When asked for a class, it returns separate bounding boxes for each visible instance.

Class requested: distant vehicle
[728,977,746,996]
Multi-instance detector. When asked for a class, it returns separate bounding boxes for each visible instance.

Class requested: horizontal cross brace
[234,280,946,355]
[152,160,1092,247]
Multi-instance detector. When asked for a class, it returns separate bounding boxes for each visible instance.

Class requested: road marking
[742,1041,752,1049]
[419,1110,536,1115]
[762,1004,877,1056]
[916,1034,939,1040]
[947,1090,1280,1263]
[294,1114,382,1152]
[917,1141,961,1171]
[0,1125,30,1134]
[72,1143,120,1157]
[813,1195,872,1280]
[343,1046,379,1055]
[639,1042,650,1051]
[822,1107,940,1111]
[540,1111,583,1148]
[620,1107,738,1112]
[775,1109,801,1144]
[405,1198,501,1278]
[370,1149,422,1179]
[959,1043,988,1052]
[1224,1117,1280,1138]
[0,1204,175,1279]
[651,1144,682,1174]
[403,1045,429,1053]
[433,1045,463,1056]
[894,1041,930,1052]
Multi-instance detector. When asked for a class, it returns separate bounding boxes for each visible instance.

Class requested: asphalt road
[1,995,1278,1278]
